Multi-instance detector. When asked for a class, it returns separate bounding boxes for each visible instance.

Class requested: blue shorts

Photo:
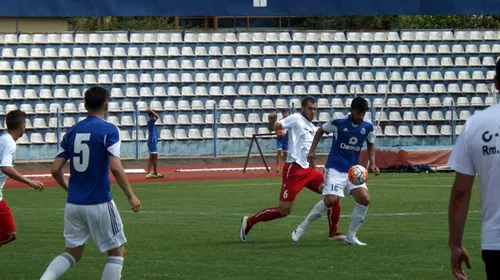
[277,140,288,151]
[147,141,158,154]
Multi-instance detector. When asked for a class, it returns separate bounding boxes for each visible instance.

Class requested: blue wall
[1,0,499,17]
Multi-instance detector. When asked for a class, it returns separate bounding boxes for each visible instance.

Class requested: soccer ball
[348,165,368,185]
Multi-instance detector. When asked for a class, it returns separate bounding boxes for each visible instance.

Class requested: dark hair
[351,97,369,112]
[281,108,289,114]
[496,58,500,80]
[84,86,110,111]
[6,109,26,130]
[301,96,316,107]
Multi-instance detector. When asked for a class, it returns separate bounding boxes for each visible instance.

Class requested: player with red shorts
[239,97,343,242]
[0,110,44,248]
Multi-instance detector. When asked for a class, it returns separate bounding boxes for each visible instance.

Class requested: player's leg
[0,200,17,247]
[40,204,88,280]
[344,183,370,246]
[275,142,282,173]
[240,163,304,242]
[482,250,500,280]
[146,153,153,177]
[87,200,127,279]
[292,168,345,242]
[328,199,344,240]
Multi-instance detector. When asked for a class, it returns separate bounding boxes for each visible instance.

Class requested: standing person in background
[275,109,289,173]
[146,108,163,179]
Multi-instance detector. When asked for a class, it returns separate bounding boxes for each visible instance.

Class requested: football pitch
[0,173,485,280]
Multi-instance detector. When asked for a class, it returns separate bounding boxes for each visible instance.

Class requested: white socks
[40,252,75,280]
[347,203,369,239]
[298,200,328,231]
[101,256,124,280]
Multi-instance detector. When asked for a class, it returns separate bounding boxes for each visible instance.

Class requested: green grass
[0,173,485,280]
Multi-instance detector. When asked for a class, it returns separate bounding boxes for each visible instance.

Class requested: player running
[239,97,343,242]
[39,86,141,280]
[291,97,380,246]
[146,108,163,179]
[0,109,44,248]
[275,109,289,173]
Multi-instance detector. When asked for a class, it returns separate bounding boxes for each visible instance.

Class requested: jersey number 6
[74,133,91,172]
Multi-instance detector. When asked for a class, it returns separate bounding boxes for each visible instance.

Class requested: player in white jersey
[240,97,343,242]
[291,97,380,246]
[39,86,141,280]
[0,110,44,247]
[447,60,500,280]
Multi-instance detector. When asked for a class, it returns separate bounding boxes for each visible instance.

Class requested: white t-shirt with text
[278,113,317,169]
[448,103,500,250]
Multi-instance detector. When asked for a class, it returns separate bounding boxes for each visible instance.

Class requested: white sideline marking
[22,169,146,178]
[175,165,327,172]
[13,207,480,218]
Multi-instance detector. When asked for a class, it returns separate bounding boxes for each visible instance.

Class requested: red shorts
[280,162,324,202]
[0,200,16,234]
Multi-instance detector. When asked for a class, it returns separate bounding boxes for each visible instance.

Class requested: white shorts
[64,200,127,253]
[323,168,368,197]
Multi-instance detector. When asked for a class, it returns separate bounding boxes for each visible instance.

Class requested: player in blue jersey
[291,97,380,246]
[145,108,163,179]
[275,109,289,173]
[39,86,141,280]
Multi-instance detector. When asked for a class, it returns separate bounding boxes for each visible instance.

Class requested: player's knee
[279,207,291,217]
[357,195,370,206]
[324,195,339,208]
[108,245,126,257]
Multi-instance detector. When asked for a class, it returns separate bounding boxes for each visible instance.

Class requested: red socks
[248,207,282,226]
[328,200,341,236]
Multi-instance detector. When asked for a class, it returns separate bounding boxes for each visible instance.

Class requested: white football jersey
[278,113,317,169]
[0,133,16,201]
[447,103,500,250]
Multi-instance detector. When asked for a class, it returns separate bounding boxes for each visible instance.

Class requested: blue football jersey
[56,116,121,205]
[147,117,158,143]
[323,115,375,173]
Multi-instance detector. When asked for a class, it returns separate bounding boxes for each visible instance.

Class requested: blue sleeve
[106,126,121,157]
[56,134,69,158]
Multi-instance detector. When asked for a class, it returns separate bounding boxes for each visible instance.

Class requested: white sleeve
[447,123,475,176]
[0,142,16,167]
[322,118,337,138]
[106,126,121,157]
[366,124,375,144]
[278,114,298,130]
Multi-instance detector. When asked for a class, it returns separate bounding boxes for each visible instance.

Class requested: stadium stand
[0,30,498,159]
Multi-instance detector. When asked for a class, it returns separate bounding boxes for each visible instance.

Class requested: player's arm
[267,112,283,132]
[1,166,44,191]
[365,127,380,176]
[107,126,141,212]
[147,108,160,119]
[0,144,44,191]
[109,157,140,212]
[446,126,474,279]
[50,157,69,192]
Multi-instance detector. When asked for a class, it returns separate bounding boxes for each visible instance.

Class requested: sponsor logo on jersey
[340,142,361,151]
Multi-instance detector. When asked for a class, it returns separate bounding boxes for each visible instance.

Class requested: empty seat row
[382,124,464,136]
[6,30,499,45]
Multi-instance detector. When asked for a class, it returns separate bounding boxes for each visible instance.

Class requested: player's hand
[371,166,380,176]
[450,246,471,280]
[307,151,316,163]
[28,180,44,191]
[128,195,141,213]
[268,112,277,123]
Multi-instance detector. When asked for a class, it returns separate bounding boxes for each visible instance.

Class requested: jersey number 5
[74,133,91,172]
